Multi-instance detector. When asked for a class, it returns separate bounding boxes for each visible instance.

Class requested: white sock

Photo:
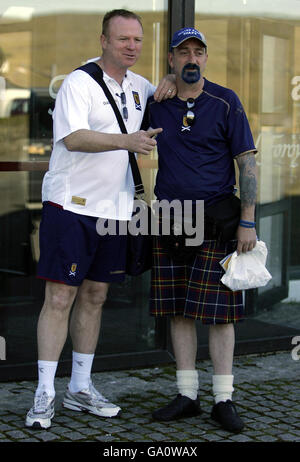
[36,360,58,397]
[176,370,199,401]
[69,351,94,393]
[212,374,234,404]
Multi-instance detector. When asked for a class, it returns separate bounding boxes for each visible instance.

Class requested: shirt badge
[181,116,191,132]
[69,263,77,277]
[71,196,86,206]
[132,91,141,111]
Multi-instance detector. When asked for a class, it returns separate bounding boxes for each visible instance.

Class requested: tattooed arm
[235,152,258,253]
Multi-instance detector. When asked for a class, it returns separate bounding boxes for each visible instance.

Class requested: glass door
[195,0,300,355]
[0,1,169,380]
[247,19,294,313]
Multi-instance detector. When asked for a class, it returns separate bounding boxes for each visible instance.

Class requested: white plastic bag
[220,240,272,291]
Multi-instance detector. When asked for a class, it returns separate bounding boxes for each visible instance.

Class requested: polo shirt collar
[103,70,133,92]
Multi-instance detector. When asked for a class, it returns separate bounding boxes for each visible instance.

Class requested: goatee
[181,63,201,84]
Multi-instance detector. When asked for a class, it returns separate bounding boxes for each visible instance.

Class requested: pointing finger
[146,128,163,138]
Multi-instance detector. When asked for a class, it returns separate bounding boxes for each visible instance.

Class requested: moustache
[181,63,201,84]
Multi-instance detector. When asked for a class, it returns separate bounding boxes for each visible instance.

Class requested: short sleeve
[147,82,156,99]
[226,91,257,158]
[53,71,91,144]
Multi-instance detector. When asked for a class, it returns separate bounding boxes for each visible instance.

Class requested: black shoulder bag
[76,62,152,276]
[204,194,241,242]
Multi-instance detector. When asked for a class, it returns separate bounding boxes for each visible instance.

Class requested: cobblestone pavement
[0,350,299,444]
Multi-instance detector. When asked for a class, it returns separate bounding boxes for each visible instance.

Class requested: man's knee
[171,316,195,327]
[44,281,77,313]
[78,281,109,307]
[210,323,234,332]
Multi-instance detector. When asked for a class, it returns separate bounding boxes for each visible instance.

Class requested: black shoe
[152,394,202,422]
[211,400,244,433]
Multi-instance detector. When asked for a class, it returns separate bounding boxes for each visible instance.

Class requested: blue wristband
[239,219,256,228]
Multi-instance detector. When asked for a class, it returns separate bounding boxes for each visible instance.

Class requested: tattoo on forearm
[237,154,257,207]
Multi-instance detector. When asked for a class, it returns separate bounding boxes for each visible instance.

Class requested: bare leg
[152,317,200,420]
[209,323,235,374]
[170,316,197,370]
[209,323,244,432]
[37,281,78,361]
[69,279,109,354]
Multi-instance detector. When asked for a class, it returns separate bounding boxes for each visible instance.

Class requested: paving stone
[111,431,140,441]
[63,420,87,429]
[84,418,110,428]
[74,427,101,436]
[291,421,300,429]
[0,413,20,422]
[5,430,29,439]
[61,431,86,441]
[277,433,300,441]
[53,416,74,424]
[256,435,281,442]
[50,426,74,435]
[263,427,287,436]
[95,434,119,442]
[246,421,274,430]
[35,432,60,442]
[255,416,277,424]
[162,425,183,433]
[273,423,295,431]
[201,433,223,441]
[130,417,150,424]
[264,411,285,418]
[72,414,93,422]
[108,425,127,434]
[151,432,169,441]
[281,416,300,425]
[229,434,254,442]
[0,424,14,431]
[20,437,41,442]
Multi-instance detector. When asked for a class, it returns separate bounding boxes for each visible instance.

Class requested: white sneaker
[25,386,55,429]
[62,380,121,418]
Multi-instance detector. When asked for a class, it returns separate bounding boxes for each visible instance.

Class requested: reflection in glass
[195,0,300,328]
[258,214,283,293]
[0,2,167,371]
[262,35,289,114]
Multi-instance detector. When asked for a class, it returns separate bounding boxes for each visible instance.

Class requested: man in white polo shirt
[25,9,176,430]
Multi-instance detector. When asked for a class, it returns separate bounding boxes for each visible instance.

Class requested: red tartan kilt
[150,236,244,324]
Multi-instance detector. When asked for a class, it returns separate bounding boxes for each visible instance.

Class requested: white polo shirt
[42,67,155,220]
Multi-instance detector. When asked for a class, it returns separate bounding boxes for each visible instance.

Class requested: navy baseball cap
[170,27,207,50]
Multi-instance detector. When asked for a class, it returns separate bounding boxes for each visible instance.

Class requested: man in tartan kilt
[147,27,258,433]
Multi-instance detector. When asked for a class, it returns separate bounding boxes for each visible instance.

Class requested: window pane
[195,0,300,334]
[0,1,167,371]
[262,35,289,114]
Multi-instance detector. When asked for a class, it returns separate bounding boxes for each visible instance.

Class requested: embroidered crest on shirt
[132,91,142,111]
[181,115,191,132]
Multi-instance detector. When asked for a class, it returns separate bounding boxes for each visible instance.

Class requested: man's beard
[181,63,201,84]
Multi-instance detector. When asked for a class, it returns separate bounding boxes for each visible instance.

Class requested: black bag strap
[76,62,145,197]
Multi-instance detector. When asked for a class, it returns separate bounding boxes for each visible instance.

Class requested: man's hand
[236,226,257,254]
[154,74,177,102]
[125,128,163,155]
